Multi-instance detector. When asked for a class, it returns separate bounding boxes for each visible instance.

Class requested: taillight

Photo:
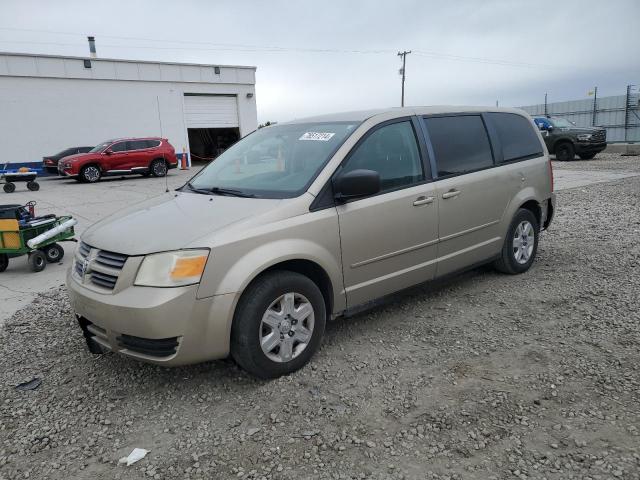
[549,158,554,192]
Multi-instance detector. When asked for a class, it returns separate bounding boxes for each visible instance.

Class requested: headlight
[135,250,209,287]
[577,134,592,141]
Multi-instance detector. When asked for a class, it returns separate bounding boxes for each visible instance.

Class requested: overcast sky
[1,0,638,123]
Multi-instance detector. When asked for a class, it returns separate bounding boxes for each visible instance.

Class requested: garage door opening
[187,128,240,165]
[184,93,241,166]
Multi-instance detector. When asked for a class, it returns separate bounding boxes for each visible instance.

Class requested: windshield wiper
[181,182,213,195]
[209,186,255,198]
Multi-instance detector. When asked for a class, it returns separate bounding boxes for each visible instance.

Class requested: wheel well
[151,157,169,165]
[260,260,334,316]
[519,200,541,226]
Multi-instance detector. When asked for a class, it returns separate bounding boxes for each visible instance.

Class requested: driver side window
[342,121,424,192]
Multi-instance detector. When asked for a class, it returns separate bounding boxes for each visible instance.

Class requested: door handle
[442,189,460,199]
[413,196,434,206]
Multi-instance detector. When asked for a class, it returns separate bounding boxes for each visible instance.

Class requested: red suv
[58,137,178,183]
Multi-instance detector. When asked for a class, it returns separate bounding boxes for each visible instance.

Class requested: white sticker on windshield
[299,132,335,141]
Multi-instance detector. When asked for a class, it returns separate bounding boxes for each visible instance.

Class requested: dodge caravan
[68,107,555,378]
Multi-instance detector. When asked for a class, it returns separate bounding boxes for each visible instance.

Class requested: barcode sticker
[299,132,335,141]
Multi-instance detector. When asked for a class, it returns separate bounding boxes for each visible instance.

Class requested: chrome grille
[90,271,119,289]
[592,130,606,142]
[95,250,127,269]
[75,241,128,291]
[78,241,91,258]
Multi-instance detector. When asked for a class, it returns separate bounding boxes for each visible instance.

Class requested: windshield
[550,117,576,128]
[188,122,359,198]
[89,142,112,153]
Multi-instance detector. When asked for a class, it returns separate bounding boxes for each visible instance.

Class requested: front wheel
[150,159,167,177]
[43,243,64,263]
[3,183,15,193]
[231,271,326,379]
[27,181,40,191]
[0,253,8,272]
[28,251,47,272]
[555,142,575,161]
[494,209,539,275]
[80,165,101,183]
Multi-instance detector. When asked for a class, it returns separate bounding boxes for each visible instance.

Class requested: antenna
[156,95,169,193]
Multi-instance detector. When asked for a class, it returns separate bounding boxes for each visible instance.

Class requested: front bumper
[67,268,237,366]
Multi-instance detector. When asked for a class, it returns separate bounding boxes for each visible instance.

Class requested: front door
[422,115,508,276]
[336,119,439,308]
[103,141,130,171]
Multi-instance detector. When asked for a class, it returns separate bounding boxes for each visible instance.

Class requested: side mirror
[333,169,381,202]
[547,125,554,131]
[104,149,113,155]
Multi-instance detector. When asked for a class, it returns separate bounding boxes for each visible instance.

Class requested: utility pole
[591,86,598,126]
[397,50,411,107]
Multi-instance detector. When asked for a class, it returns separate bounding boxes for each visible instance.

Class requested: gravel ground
[1,159,639,480]
[552,152,640,172]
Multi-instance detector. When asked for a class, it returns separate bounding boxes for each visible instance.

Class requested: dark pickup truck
[533,116,607,161]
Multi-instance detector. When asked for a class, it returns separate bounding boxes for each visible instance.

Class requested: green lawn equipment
[0,202,76,272]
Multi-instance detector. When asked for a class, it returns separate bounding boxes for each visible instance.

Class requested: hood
[559,126,604,134]
[82,192,282,255]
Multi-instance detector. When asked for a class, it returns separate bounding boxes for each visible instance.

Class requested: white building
[0,48,257,173]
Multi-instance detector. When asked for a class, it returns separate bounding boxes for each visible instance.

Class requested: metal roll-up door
[184,94,239,128]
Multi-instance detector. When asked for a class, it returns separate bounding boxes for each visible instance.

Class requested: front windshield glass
[188,122,359,198]
[550,117,575,128]
[89,142,111,153]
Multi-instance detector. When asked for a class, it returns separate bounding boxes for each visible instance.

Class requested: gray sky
[1,0,638,123]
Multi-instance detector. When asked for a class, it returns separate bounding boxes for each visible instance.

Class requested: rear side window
[487,113,543,162]
[128,140,149,150]
[424,115,493,177]
[110,142,128,152]
[145,140,161,148]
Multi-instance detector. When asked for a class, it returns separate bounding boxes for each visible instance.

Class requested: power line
[0,25,573,69]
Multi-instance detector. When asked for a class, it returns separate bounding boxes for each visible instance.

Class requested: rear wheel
[3,183,15,193]
[494,209,539,275]
[28,250,46,272]
[27,181,40,191]
[0,254,8,272]
[579,153,596,160]
[80,165,101,183]
[150,159,167,177]
[231,271,326,379]
[43,243,64,263]
[555,142,575,161]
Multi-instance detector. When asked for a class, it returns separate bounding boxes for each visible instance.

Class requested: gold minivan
[68,107,555,378]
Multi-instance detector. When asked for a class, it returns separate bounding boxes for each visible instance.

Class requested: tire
[150,159,167,177]
[554,142,575,161]
[579,153,596,160]
[43,243,64,263]
[27,181,40,191]
[231,271,326,379]
[0,253,8,273]
[3,183,15,193]
[494,208,540,275]
[80,165,101,183]
[28,250,47,272]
